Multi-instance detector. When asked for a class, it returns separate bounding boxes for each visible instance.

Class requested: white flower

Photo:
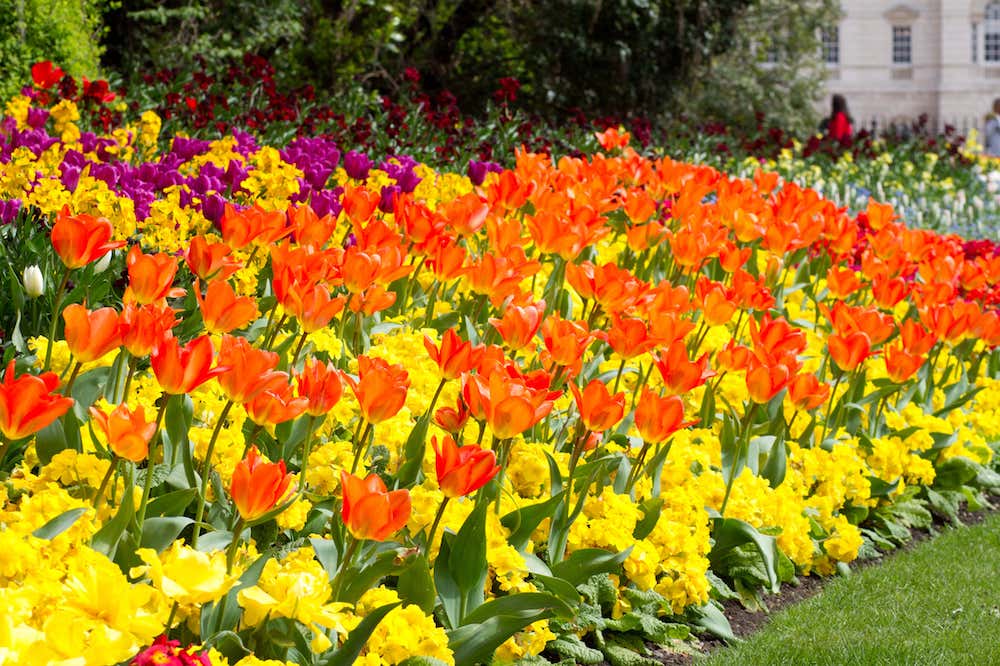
[22,265,44,298]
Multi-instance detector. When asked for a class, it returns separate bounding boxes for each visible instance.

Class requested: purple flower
[379,185,401,214]
[201,194,226,225]
[0,199,22,224]
[60,165,82,192]
[310,188,342,219]
[26,107,49,129]
[344,150,371,180]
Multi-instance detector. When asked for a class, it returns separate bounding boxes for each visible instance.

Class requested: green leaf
[449,499,488,593]
[551,635,604,664]
[709,517,781,593]
[90,483,136,559]
[501,494,562,552]
[397,554,436,613]
[140,516,193,552]
[311,536,341,580]
[31,507,87,540]
[318,602,401,666]
[633,497,663,540]
[145,487,197,517]
[70,367,111,419]
[200,630,249,662]
[396,412,430,487]
[531,574,582,606]
[759,435,787,488]
[35,418,68,465]
[687,601,736,642]
[550,547,631,586]
[339,548,408,604]
[434,533,464,629]
[933,456,979,490]
[461,591,574,626]
[448,609,557,666]
[162,395,196,487]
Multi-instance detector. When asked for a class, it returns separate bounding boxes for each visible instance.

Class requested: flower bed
[2,66,1000,666]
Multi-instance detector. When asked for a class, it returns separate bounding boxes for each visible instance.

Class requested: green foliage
[682,0,841,133]
[0,0,108,100]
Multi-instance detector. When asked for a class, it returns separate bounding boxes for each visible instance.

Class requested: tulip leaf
[461,591,574,626]
[633,497,663,540]
[201,553,273,637]
[69,367,111,419]
[759,435,787,489]
[91,481,136,560]
[396,411,430,487]
[140,516,193,552]
[447,609,558,666]
[318,602,401,666]
[310,536,341,579]
[339,548,407,604]
[200,630,249,662]
[163,395,196,487]
[550,547,632,586]
[146,487,197,517]
[687,601,736,642]
[397,553,436,613]
[35,418,68,465]
[31,506,87,540]
[434,533,464,628]
[501,494,563,552]
[530,575,582,607]
[449,499,488,594]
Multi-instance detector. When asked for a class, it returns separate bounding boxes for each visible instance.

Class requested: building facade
[820,1,1000,133]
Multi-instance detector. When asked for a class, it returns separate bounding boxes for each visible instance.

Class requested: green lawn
[703,513,1000,666]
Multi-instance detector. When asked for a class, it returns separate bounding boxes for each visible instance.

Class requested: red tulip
[340,471,411,541]
[432,435,500,498]
[230,447,293,521]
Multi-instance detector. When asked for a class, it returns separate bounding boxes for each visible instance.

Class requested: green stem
[330,537,360,601]
[63,361,82,396]
[43,265,72,372]
[136,395,171,532]
[818,372,844,448]
[263,314,288,351]
[424,497,450,556]
[291,331,309,367]
[120,356,137,403]
[720,403,758,516]
[612,357,627,395]
[350,422,374,474]
[241,424,265,458]
[299,415,318,477]
[164,601,180,637]
[192,399,235,548]
[92,456,119,509]
[226,517,246,574]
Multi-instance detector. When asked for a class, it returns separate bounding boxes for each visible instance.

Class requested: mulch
[642,499,998,665]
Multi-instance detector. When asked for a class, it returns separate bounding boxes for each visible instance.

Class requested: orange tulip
[787,374,830,411]
[283,283,345,333]
[606,315,664,360]
[185,235,242,282]
[230,447,293,521]
[434,400,470,435]
[289,203,337,249]
[125,245,185,305]
[244,380,309,427]
[50,206,125,270]
[121,303,177,358]
[825,267,863,300]
[220,204,291,249]
[570,379,625,433]
[341,356,410,424]
[151,335,228,395]
[463,370,557,440]
[541,316,599,375]
[899,319,936,356]
[0,360,73,440]
[423,328,483,381]
[654,343,715,395]
[884,344,924,383]
[745,359,793,404]
[634,389,695,443]
[695,277,738,327]
[88,403,156,462]
[432,435,500,498]
[194,279,257,334]
[489,301,546,351]
[216,335,286,404]
[62,304,127,363]
[828,331,872,373]
[340,471,411,541]
[290,360,341,418]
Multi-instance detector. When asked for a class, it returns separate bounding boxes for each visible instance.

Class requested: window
[892,26,912,64]
[986,2,1000,62]
[764,45,780,64]
[821,26,840,65]
[973,22,979,63]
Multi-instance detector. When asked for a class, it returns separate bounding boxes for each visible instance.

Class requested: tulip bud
[93,251,113,274]
[22,265,44,298]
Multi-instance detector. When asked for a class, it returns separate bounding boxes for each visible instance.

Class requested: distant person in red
[822,94,854,142]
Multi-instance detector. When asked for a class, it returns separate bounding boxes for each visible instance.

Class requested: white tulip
[22,265,44,298]
[93,251,113,273]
